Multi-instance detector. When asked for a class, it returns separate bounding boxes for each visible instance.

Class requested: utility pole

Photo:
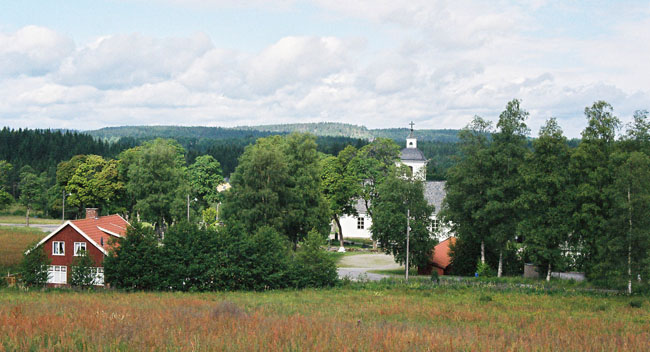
[62,190,66,222]
[187,194,190,222]
[406,208,410,281]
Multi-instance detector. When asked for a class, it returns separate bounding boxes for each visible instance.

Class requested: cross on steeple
[409,121,415,131]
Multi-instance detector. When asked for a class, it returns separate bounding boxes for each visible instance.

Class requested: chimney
[85,208,99,219]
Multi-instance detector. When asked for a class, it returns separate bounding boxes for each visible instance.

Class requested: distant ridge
[86,123,461,143]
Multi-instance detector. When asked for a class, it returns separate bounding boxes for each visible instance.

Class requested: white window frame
[47,265,67,284]
[357,217,365,230]
[92,267,105,286]
[52,241,65,256]
[74,242,87,256]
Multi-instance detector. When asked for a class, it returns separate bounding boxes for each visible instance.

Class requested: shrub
[70,250,96,288]
[476,260,494,278]
[20,242,50,288]
[291,229,338,288]
[104,222,163,290]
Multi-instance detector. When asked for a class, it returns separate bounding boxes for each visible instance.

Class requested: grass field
[1,284,647,351]
[0,227,48,274]
[0,215,62,225]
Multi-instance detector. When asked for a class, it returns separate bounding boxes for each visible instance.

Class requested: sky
[0,0,649,137]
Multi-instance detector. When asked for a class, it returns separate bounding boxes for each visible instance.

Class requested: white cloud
[0,26,74,77]
[1,1,649,138]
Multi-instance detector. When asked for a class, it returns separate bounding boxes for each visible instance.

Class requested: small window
[52,241,65,256]
[432,218,439,231]
[74,242,87,256]
[409,142,413,146]
[357,217,365,230]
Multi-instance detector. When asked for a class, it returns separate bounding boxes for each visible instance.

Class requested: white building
[336,124,451,244]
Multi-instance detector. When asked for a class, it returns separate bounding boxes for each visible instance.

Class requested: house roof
[71,215,129,251]
[33,214,129,255]
[423,181,446,215]
[431,236,456,270]
[353,181,447,215]
[400,147,427,161]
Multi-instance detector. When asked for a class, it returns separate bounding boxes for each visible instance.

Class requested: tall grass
[0,227,47,273]
[1,287,648,351]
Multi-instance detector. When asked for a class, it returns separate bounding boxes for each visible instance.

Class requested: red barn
[33,208,129,286]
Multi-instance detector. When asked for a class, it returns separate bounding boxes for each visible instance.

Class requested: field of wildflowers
[1,283,648,351]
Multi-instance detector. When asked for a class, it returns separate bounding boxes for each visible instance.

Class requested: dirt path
[337,253,403,281]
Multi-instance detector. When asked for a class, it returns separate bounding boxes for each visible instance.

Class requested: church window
[357,217,365,230]
[432,218,439,232]
[409,142,413,146]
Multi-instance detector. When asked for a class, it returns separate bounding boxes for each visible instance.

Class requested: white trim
[28,220,108,255]
[97,226,122,238]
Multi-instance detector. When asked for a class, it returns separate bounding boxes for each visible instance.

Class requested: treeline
[443,100,650,293]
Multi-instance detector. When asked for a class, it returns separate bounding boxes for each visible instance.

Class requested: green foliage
[64,155,124,212]
[291,230,338,288]
[69,250,96,288]
[0,189,13,210]
[125,139,189,233]
[222,133,330,245]
[371,173,436,271]
[569,101,621,277]
[476,259,494,278]
[160,222,221,291]
[518,118,573,277]
[629,299,643,308]
[18,166,45,224]
[20,243,50,288]
[104,222,163,290]
[202,207,218,229]
[188,155,224,206]
[430,270,439,283]
[320,146,361,245]
[213,225,293,291]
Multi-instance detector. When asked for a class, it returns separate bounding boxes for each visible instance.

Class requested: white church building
[336,124,452,244]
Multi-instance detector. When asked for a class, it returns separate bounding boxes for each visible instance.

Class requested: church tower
[399,122,427,180]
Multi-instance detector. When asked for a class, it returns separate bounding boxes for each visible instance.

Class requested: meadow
[1,283,648,351]
[0,227,47,274]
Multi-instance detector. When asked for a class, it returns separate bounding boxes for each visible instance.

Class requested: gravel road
[337,253,403,281]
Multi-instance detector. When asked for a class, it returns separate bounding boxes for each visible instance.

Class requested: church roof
[353,181,446,215]
[400,147,427,161]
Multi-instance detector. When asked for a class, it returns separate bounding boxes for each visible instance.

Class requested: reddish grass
[1,288,648,351]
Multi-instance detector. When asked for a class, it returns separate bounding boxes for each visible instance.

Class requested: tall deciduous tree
[518,118,573,281]
[64,155,123,214]
[441,116,494,271]
[320,146,361,248]
[20,243,50,288]
[569,101,620,278]
[126,139,188,234]
[371,172,436,271]
[486,99,530,277]
[222,133,330,246]
[19,165,45,226]
[188,155,224,208]
[611,152,650,294]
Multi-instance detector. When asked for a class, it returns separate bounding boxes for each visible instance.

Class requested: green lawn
[0,283,647,351]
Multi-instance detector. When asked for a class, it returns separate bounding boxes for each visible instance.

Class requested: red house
[418,236,456,276]
[33,208,129,286]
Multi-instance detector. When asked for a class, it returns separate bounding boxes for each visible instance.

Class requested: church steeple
[406,121,417,149]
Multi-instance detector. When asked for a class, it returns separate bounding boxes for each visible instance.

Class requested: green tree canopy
[518,118,573,280]
[188,155,224,207]
[125,139,189,234]
[371,173,436,271]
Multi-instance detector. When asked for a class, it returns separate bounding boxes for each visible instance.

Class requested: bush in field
[104,222,163,290]
[20,243,50,287]
[213,225,293,291]
[160,221,220,291]
[70,250,96,288]
[290,230,338,288]
[476,260,494,278]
